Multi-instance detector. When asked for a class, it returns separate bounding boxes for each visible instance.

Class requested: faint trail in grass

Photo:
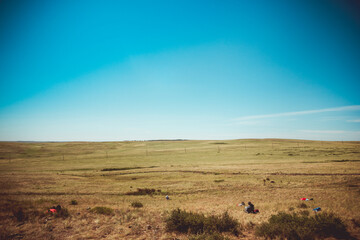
[97,170,360,177]
[303,159,360,163]
[270,172,360,176]
[101,166,158,171]
[0,192,123,196]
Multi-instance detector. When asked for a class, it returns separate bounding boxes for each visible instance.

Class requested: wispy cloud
[347,119,360,123]
[299,130,347,134]
[233,105,360,121]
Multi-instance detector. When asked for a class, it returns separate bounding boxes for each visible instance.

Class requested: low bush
[131,201,143,208]
[255,212,350,239]
[165,208,240,236]
[125,188,159,196]
[90,206,114,215]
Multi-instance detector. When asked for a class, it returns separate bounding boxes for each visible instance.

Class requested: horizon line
[0,138,358,143]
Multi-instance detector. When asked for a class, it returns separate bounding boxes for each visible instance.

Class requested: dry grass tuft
[131,201,143,208]
[89,206,114,215]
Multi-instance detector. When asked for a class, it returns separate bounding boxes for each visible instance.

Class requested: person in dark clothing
[245,202,254,213]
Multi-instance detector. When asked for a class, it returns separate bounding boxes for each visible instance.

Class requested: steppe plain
[0,139,359,239]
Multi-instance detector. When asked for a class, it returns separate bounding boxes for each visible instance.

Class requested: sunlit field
[1,139,359,239]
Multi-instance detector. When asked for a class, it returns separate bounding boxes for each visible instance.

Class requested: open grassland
[0,139,359,239]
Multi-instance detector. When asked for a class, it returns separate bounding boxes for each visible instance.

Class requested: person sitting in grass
[245,201,254,213]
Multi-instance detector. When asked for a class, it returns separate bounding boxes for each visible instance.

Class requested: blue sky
[0,0,359,141]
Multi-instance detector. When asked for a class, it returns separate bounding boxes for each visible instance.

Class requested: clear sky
[0,0,359,141]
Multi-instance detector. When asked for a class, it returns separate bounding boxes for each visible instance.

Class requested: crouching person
[245,202,254,213]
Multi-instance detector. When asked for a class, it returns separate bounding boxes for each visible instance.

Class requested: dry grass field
[0,139,359,239]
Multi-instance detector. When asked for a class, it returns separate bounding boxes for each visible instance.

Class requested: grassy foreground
[0,139,359,239]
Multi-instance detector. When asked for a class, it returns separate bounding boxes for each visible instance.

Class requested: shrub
[131,201,143,208]
[90,206,114,215]
[255,212,350,240]
[125,188,159,196]
[165,209,240,236]
[214,179,224,183]
[70,200,78,205]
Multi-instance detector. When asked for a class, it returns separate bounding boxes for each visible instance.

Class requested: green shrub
[90,206,114,215]
[165,209,240,236]
[131,201,143,208]
[214,179,224,183]
[125,188,157,195]
[70,200,78,205]
[255,212,350,240]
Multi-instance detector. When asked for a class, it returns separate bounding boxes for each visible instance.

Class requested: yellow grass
[0,139,359,239]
